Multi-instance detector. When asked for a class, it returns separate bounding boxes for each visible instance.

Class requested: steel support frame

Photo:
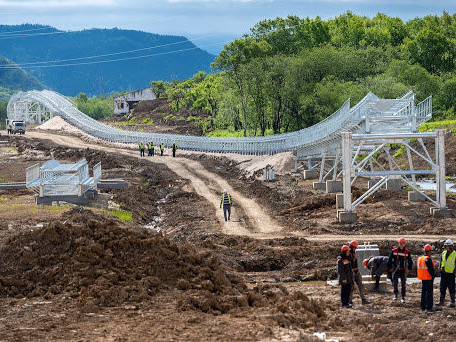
[341,130,447,217]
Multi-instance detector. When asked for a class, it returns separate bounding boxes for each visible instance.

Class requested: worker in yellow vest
[417,244,436,313]
[139,142,145,157]
[7,123,12,134]
[437,239,456,308]
[160,143,164,156]
[220,189,232,222]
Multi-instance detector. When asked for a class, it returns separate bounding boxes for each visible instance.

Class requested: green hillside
[0,55,44,101]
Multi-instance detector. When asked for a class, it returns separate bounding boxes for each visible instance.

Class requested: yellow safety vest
[160,144,164,151]
[222,194,231,205]
[442,250,456,273]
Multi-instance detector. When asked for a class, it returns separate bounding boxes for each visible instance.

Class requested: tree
[150,81,167,98]
[403,28,456,74]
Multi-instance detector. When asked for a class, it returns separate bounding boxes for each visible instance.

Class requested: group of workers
[139,142,177,158]
[337,238,455,313]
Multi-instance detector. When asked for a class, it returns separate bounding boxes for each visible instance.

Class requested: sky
[1,0,456,54]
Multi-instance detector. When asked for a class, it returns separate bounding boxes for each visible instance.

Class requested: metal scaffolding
[338,130,451,223]
[7,89,431,156]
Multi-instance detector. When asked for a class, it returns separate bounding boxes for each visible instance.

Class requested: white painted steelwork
[8,89,432,156]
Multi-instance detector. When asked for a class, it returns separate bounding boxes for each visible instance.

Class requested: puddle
[144,193,172,232]
[416,181,456,193]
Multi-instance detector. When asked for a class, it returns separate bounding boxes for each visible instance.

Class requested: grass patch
[0,197,5,201]
[105,209,133,223]
[163,114,185,122]
[142,118,154,125]
[117,118,137,125]
[207,128,274,137]
[418,120,456,133]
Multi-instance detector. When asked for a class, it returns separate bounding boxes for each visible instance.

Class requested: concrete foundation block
[408,191,425,202]
[35,195,89,205]
[304,170,319,180]
[430,207,454,218]
[363,275,387,293]
[368,180,378,189]
[326,180,342,193]
[336,194,344,209]
[313,182,326,190]
[338,211,358,224]
[386,179,402,192]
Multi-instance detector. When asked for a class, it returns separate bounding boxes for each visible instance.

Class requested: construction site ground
[1,128,456,341]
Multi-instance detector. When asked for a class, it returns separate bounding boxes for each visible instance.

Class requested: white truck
[6,120,26,134]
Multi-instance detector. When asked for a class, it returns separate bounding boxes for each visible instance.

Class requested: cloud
[0,0,115,8]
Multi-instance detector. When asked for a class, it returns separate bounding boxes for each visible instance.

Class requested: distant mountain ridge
[0,24,215,96]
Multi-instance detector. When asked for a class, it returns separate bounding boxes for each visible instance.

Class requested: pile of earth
[0,208,328,326]
[0,208,243,307]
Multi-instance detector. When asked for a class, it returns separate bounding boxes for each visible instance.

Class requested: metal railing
[8,89,432,156]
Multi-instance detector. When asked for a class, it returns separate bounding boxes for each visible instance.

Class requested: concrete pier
[326,180,342,193]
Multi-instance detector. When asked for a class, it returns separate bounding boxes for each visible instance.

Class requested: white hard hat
[444,239,454,246]
[223,189,227,193]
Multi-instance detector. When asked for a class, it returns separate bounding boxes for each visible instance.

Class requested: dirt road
[25,130,283,237]
[23,130,456,243]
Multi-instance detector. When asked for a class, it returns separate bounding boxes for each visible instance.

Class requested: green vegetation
[142,118,154,125]
[117,117,137,125]
[73,93,113,120]
[418,120,456,132]
[157,12,456,137]
[105,209,133,223]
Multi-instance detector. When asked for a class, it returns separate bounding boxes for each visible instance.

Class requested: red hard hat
[398,237,406,244]
[349,240,358,248]
[341,245,350,252]
[424,244,432,252]
[363,258,370,269]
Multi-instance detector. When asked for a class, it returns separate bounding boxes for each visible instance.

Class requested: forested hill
[0,55,44,102]
[0,24,215,96]
[160,12,456,137]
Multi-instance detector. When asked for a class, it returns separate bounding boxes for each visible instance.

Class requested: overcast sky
[1,0,455,53]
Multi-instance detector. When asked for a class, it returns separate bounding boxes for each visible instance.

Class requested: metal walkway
[7,89,432,156]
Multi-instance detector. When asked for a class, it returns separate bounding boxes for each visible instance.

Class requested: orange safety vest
[417,255,435,280]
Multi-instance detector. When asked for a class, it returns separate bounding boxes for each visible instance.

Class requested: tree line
[153,12,456,136]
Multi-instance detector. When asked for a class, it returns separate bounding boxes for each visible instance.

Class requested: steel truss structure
[26,158,101,199]
[8,89,431,156]
[338,130,451,223]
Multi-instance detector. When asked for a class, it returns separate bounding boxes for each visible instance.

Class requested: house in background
[113,88,156,115]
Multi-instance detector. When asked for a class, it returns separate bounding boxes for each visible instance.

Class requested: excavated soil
[2,132,456,340]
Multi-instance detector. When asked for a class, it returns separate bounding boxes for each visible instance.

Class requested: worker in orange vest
[417,244,436,313]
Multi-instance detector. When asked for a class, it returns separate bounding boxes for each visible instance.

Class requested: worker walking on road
[436,239,456,308]
[220,189,232,222]
[363,256,390,293]
[172,143,177,157]
[338,245,354,308]
[348,240,370,305]
[160,143,164,156]
[387,237,413,303]
[7,123,12,134]
[418,244,436,313]
[139,142,145,157]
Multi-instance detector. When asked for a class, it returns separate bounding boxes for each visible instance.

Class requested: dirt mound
[0,208,243,307]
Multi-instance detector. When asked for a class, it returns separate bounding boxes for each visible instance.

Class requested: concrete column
[336,194,344,209]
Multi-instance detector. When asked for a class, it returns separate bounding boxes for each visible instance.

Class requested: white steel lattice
[8,89,432,156]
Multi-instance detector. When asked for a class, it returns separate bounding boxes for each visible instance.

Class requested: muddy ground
[1,132,456,341]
